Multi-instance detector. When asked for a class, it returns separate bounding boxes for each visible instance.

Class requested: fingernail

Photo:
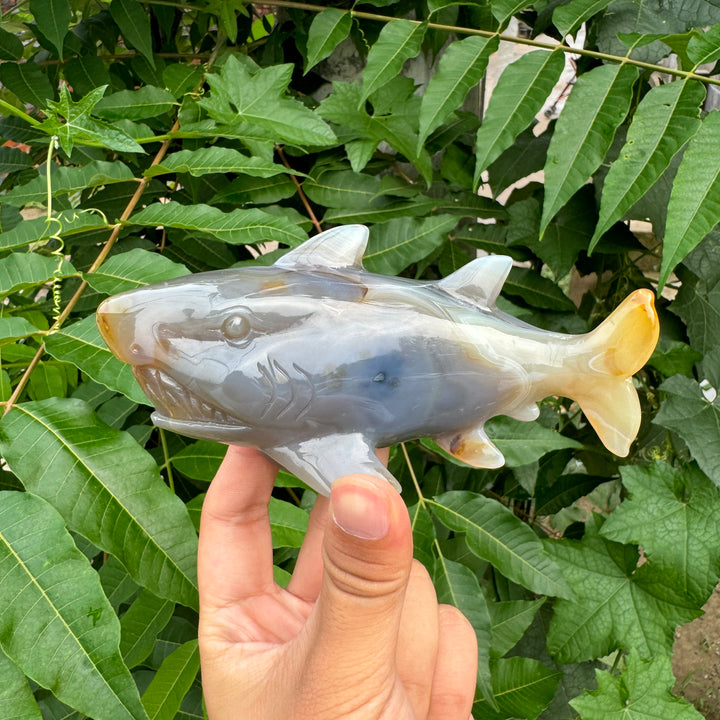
[332,478,390,540]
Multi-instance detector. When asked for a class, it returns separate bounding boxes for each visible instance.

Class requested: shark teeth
[135,366,242,425]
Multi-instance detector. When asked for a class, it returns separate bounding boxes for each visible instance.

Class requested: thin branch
[269,0,720,89]
[275,144,322,234]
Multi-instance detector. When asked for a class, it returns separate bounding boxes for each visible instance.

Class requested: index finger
[198,446,278,608]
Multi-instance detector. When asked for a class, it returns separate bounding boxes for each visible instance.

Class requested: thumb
[305,473,413,681]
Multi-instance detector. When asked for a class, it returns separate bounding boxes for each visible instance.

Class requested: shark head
[96,226,372,444]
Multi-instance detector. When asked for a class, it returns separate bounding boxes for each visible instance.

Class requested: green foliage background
[0,0,719,717]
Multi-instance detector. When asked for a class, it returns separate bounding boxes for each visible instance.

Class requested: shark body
[97,225,659,495]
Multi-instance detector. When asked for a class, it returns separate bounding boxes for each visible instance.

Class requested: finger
[286,494,330,602]
[287,448,389,603]
[428,605,478,720]
[303,473,413,688]
[198,446,278,608]
[396,561,439,719]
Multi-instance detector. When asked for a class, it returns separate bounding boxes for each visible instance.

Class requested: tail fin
[573,289,659,456]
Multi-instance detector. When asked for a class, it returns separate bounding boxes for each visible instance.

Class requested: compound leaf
[541,63,638,237]
[590,79,705,250]
[0,398,199,609]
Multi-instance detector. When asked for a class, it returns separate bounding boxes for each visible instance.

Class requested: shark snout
[97,294,156,366]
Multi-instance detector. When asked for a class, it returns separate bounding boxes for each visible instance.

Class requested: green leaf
[428,491,571,597]
[418,35,498,148]
[199,57,336,148]
[211,174,297,205]
[473,657,561,720]
[304,169,382,209]
[29,0,71,57]
[360,19,427,105]
[590,79,705,250]
[129,201,307,247]
[546,515,700,663]
[41,85,144,155]
[0,147,33,175]
[0,317,43,345]
[687,23,720,67]
[85,248,190,295]
[145,147,294,180]
[540,63,638,237]
[534,473,605,516]
[94,87,176,121]
[141,640,199,720]
[0,62,55,107]
[110,0,155,68]
[492,0,533,28]
[0,491,147,720]
[570,650,704,720]
[0,645,42,720]
[305,8,352,73]
[434,553,494,705]
[601,462,720,604]
[3,160,136,207]
[268,497,308,549]
[0,398,199,609]
[100,555,140,612]
[409,501,436,570]
[170,440,225,482]
[363,215,458,274]
[654,374,720,485]
[45,315,148,404]
[64,54,111,96]
[485,416,581,466]
[0,209,108,252]
[660,110,720,288]
[488,598,545,657]
[474,50,564,187]
[163,64,203,98]
[0,25,23,60]
[553,0,614,37]
[0,253,76,297]
[670,262,720,354]
[120,590,174,669]
[504,267,576,311]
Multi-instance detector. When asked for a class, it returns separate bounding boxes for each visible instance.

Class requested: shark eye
[221,314,250,341]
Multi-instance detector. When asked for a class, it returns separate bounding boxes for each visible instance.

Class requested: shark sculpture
[97,224,659,495]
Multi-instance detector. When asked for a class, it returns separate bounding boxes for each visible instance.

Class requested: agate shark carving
[97,224,659,495]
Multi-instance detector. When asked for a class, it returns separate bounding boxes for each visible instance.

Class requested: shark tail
[569,289,659,456]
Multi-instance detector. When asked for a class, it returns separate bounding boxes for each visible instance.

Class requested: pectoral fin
[436,426,505,468]
[264,433,400,496]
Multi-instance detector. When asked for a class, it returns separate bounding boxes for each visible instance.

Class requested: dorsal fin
[438,255,512,308]
[274,225,368,270]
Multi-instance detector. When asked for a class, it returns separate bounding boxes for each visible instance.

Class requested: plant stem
[269,0,720,88]
[275,144,322,234]
[0,98,42,126]
[159,428,175,492]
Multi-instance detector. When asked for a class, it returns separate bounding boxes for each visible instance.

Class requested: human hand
[198,446,477,720]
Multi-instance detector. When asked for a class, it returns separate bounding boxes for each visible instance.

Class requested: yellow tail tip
[595,289,659,378]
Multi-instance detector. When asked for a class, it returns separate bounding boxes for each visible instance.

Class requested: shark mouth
[134,366,244,426]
